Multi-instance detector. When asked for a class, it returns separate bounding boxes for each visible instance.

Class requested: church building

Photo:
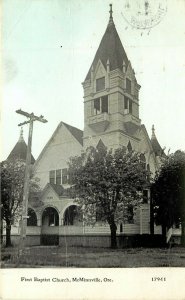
[7,6,165,247]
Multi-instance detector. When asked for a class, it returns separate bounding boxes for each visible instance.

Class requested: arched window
[146,164,150,180]
[27,208,37,226]
[127,205,134,224]
[127,141,132,152]
[143,190,149,204]
[140,153,146,170]
[96,139,106,151]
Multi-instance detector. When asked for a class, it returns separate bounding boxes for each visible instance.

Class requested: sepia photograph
[1,0,185,299]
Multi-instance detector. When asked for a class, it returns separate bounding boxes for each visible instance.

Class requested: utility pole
[16,109,47,254]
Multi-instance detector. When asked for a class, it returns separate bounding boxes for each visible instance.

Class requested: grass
[1,245,185,268]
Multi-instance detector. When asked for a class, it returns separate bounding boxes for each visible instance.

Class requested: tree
[68,146,150,248]
[1,159,40,247]
[151,150,185,244]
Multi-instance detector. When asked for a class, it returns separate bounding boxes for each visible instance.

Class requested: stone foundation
[2,234,169,248]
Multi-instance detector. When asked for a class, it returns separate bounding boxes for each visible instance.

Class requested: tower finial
[109,4,113,21]
[151,124,156,139]
[19,126,24,142]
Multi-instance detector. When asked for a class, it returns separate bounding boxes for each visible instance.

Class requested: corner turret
[7,128,35,163]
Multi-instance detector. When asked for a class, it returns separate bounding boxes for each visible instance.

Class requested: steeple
[84,4,129,81]
[83,5,141,150]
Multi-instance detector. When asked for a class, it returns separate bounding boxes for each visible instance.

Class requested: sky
[1,0,185,161]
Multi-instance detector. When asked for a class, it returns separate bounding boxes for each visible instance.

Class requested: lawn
[1,245,185,268]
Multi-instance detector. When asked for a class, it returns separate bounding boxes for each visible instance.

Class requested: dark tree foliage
[1,159,40,247]
[151,150,185,243]
[68,146,150,248]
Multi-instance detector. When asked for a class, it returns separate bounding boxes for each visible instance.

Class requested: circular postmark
[121,0,167,30]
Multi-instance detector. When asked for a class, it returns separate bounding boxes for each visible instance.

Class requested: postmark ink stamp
[121,0,167,30]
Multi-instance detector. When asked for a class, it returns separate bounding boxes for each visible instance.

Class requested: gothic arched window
[97,139,106,151]
[140,153,146,170]
[146,164,150,180]
[127,141,132,152]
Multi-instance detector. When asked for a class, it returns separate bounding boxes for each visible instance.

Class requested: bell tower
[83,5,141,150]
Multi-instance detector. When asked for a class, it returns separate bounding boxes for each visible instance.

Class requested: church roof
[85,8,129,81]
[62,122,83,146]
[150,125,164,156]
[7,128,35,163]
[33,121,83,169]
[50,183,65,196]
[40,182,74,199]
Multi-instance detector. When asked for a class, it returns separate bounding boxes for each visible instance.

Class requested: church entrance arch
[41,206,59,245]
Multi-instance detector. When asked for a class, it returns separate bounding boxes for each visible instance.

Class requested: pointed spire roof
[85,4,129,81]
[7,128,35,163]
[151,125,163,157]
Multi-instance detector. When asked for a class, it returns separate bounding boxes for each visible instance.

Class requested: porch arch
[42,206,59,226]
[27,208,37,226]
[63,205,82,226]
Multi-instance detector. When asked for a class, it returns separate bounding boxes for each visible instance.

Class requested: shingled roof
[151,125,164,157]
[7,128,35,163]
[50,183,65,196]
[85,11,129,81]
[62,122,83,146]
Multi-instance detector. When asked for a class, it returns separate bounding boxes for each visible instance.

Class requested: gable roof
[85,17,129,81]
[50,183,65,196]
[62,122,83,146]
[34,121,83,169]
[40,183,63,198]
[40,183,73,199]
[7,130,35,164]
